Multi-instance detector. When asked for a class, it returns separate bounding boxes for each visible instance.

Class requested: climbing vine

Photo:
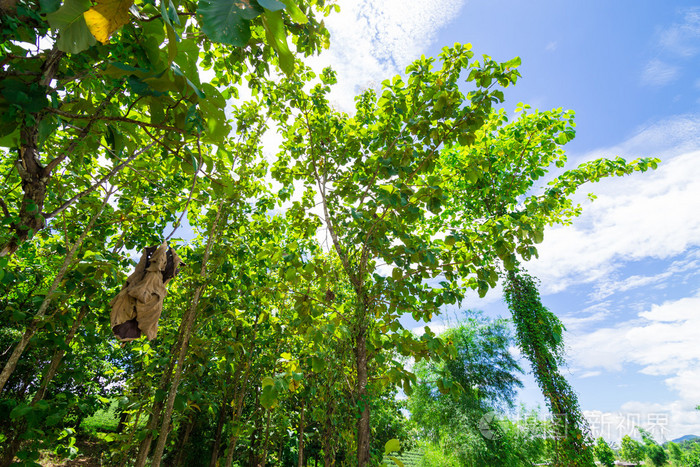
[504,270,595,466]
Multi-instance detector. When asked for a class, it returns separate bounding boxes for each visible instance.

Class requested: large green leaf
[384,438,401,453]
[279,0,307,23]
[259,377,279,409]
[258,0,284,11]
[197,0,262,46]
[262,9,294,75]
[46,0,97,53]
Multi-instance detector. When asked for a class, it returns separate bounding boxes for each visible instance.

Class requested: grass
[80,401,121,434]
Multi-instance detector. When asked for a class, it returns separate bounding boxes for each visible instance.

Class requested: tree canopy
[0,2,661,464]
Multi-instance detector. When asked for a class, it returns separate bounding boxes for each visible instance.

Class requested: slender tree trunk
[134,345,179,466]
[0,189,112,393]
[118,402,145,466]
[355,327,370,467]
[0,434,24,467]
[150,203,225,467]
[297,400,306,467]
[261,409,271,467]
[172,414,195,467]
[322,399,336,467]
[1,45,63,257]
[0,304,92,465]
[209,399,228,467]
[223,323,259,467]
[32,304,90,402]
[248,398,261,467]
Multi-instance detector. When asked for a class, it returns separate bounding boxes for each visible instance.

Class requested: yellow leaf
[83,0,133,44]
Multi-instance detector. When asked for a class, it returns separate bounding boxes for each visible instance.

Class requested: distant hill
[671,434,699,444]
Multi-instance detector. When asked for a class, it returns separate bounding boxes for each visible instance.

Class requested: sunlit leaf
[197,0,262,46]
[83,0,134,44]
[46,0,97,53]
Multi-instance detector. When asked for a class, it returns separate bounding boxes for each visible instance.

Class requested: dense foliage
[0,0,661,464]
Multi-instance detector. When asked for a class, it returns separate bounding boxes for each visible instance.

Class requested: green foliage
[594,437,616,467]
[0,6,660,462]
[406,313,552,466]
[639,428,669,467]
[621,435,647,464]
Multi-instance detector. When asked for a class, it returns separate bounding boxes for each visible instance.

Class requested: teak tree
[271,44,658,464]
[0,0,332,255]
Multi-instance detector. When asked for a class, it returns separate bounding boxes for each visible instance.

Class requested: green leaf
[260,381,279,409]
[503,56,522,68]
[262,9,294,75]
[257,0,285,11]
[311,356,325,372]
[279,0,307,23]
[384,438,401,453]
[503,253,516,271]
[39,0,61,14]
[46,0,97,54]
[389,456,405,467]
[10,403,32,420]
[160,0,181,31]
[532,228,544,244]
[197,0,262,46]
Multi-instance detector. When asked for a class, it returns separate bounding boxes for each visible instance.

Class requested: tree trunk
[1,44,62,257]
[355,328,370,467]
[209,401,228,467]
[248,402,261,467]
[172,414,195,467]
[322,399,336,467]
[297,400,305,467]
[223,321,259,467]
[134,349,179,466]
[0,304,92,465]
[150,202,225,467]
[118,402,146,466]
[261,409,271,467]
[33,304,90,402]
[0,189,111,393]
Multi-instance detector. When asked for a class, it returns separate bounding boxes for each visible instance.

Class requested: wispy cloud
[641,59,680,86]
[659,7,700,57]
[642,58,680,86]
[570,293,700,384]
[591,253,700,300]
[525,115,700,294]
[308,0,467,111]
[639,7,700,88]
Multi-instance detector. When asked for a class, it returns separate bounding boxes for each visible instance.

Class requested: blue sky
[306,1,700,443]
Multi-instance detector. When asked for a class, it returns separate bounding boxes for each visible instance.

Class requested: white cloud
[570,294,700,373]
[641,58,679,86]
[569,293,700,441]
[525,115,700,294]
[591,252,700,300]
[658,7,700,58]
[308,0,466,111]
[412,323,449,337]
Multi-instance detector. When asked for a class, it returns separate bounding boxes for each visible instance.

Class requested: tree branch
[44,142,156,220]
